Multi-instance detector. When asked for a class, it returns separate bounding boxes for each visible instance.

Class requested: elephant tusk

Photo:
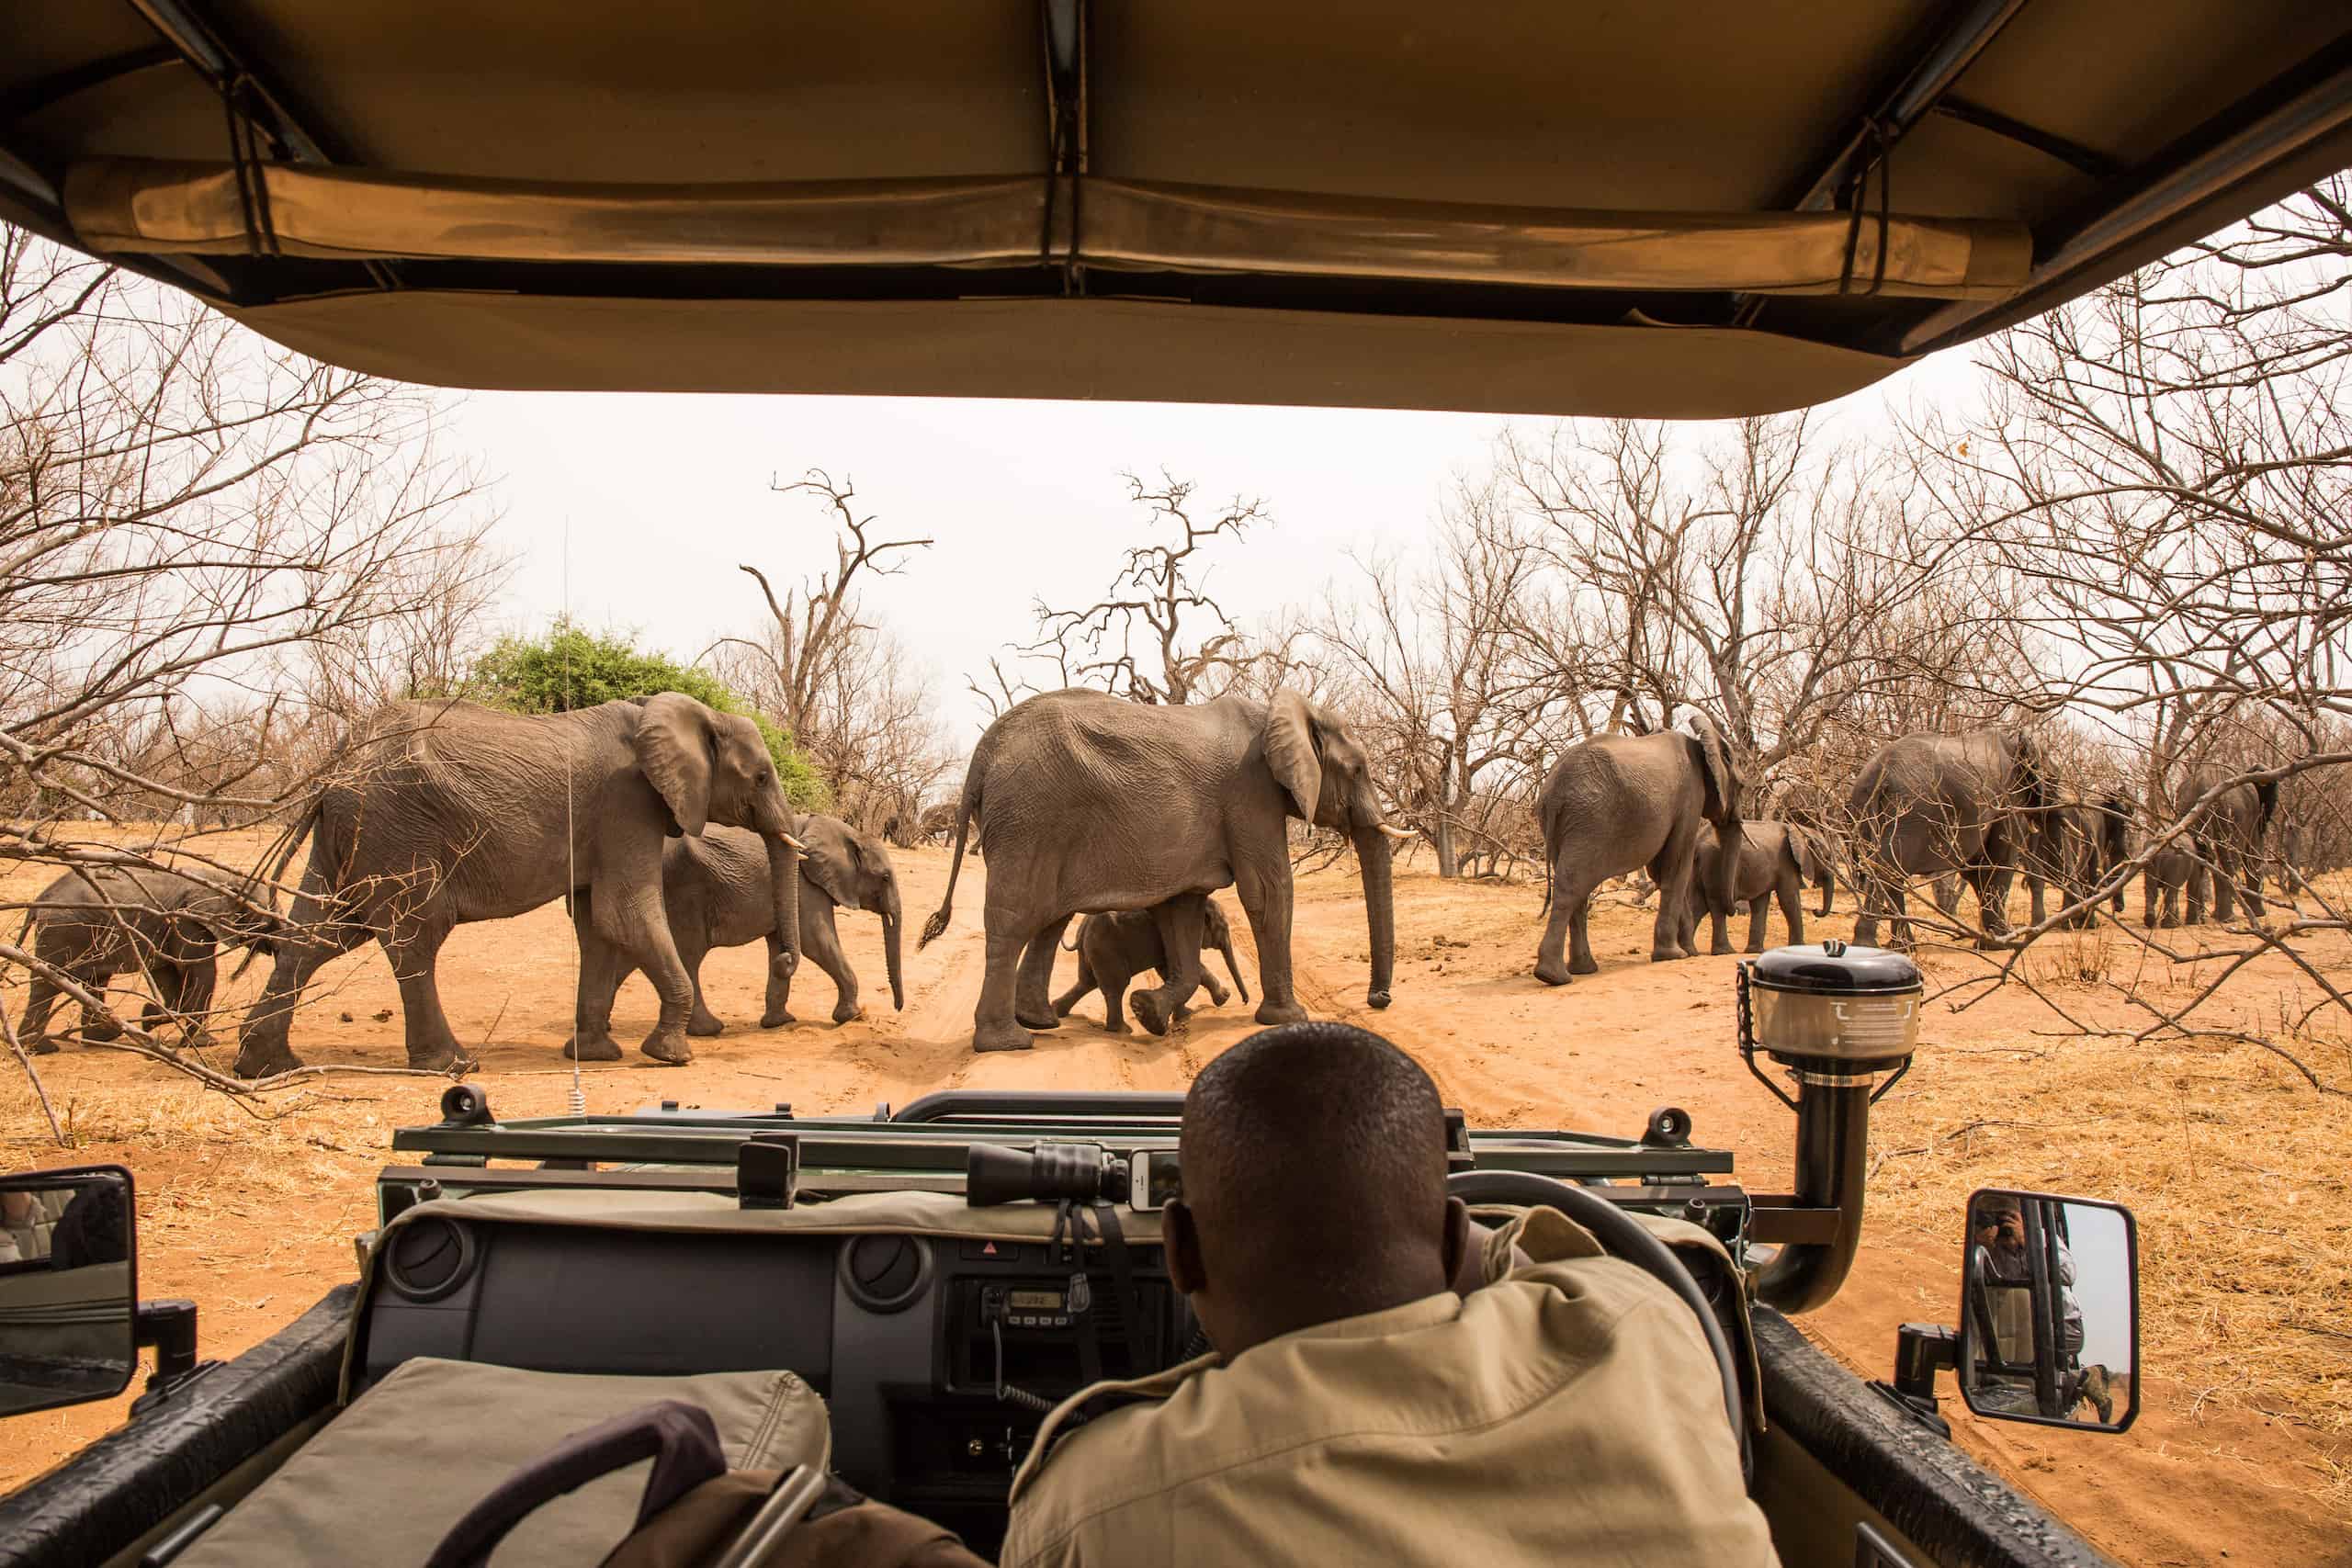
[776,831,808,852]
[1375,824,1416,841]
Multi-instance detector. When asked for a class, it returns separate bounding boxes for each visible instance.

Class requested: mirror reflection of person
[2,1187,73,1264]
[1970,1194,2085,1417]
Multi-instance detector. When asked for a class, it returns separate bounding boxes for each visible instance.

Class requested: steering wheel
[1449,1170,1748,1482]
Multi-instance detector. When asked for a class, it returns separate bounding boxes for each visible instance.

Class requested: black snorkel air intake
[1738,942,1923,1314]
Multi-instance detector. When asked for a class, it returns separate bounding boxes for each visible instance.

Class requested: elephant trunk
[881,884,906,1012]
[1354,825,1397,1009]
[1815,853,1835,918]
[1712,818,1744,921]
[764,831,804,986]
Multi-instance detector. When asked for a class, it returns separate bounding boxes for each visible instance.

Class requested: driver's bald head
[1172,1021,1456,1354]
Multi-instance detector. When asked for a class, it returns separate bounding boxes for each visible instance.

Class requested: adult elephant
[919,688,1408,1053]
[587,815,903,1035]
[1532,714,1743,985]
[2178,765,2278,922]
[1848,728,2054,951]
[234,694,805,1077]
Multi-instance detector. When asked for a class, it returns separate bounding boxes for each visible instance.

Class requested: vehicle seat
[173,1357,827,1567]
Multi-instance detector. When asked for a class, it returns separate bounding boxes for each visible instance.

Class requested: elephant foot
[1131,994,1172,1037]
[1365,987,1391,1010]
[1254,1000,1309,1027]
[563,1034,624,1063]
[1014,1009,1060,1032]
[831,1000,864,1026]
[1568,953,1600,976]
[182,1028,220,1053]
[82,1019,124,1043]
[687,1013,725,1038]
[639,1029,695,1066]
[1710,942,1736,957]
[28,1034,61,1055]
[1533,960,1573,987]
[759,1008,797,1029]
[409,1043,476,1075]
[233,1044,303,1079]
[1100,1015,1131,1035]
[974,1021,1035,1054]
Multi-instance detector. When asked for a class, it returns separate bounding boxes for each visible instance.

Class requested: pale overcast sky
[448,347,1991,748]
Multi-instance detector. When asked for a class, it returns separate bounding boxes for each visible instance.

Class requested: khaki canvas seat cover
[176,1358,828,1568]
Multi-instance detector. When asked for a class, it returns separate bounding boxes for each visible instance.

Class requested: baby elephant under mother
[921,688,1410,1053]
[234,694,806,1078]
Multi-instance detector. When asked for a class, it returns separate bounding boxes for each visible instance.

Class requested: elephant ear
[800,818,865,910]
[1262,690,1324,821]
[2002,727,2050,809]
[633,693,715,837]
[1688,714,1742,825]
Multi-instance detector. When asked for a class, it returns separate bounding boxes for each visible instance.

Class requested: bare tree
[1317,479,1558,876]
[709,471,955,833]
[1,230,502,1112]
[1021,472,1272,704]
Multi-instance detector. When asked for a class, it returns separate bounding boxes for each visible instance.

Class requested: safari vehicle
[2,950,2137,1566]
[0,2,2340,1564]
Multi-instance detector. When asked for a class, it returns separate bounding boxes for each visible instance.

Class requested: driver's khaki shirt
[1001,1242,1778,1567]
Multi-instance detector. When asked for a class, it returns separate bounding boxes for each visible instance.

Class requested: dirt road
[4,835,2346,1563]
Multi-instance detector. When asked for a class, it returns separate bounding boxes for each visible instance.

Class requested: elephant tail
[918,769,981,951]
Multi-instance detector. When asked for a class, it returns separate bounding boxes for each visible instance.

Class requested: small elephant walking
[1533,714,1744,985]
[1678,820,1820,956]
[1052,894,1250,1034]
[2177,766,2278,924]
[590,817,904,1035]
[14,864,280,1054]
[2141,840,2207,929]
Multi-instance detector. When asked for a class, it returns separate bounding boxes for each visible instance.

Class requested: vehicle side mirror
[0,1166,138,1417]
[1958,1189,2138,1433]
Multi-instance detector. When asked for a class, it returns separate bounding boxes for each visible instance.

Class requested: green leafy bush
[471,619,826,808]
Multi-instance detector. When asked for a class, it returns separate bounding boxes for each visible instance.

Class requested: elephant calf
[14,864,278,1055]
[593,817,904,1035]
[1052,895,1250,1036]
[2142,842,2209,929]
[1678,821,1817,956]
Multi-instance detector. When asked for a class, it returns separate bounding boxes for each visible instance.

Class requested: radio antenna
[564,520,584,1117]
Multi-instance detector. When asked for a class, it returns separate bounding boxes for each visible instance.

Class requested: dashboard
[362,1090,1755,1554]
[354,1205,1184,1550]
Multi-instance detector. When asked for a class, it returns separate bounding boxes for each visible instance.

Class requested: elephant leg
[1649,823,1700,963]
[1533,851,1589,987]
[235,894,372,1077]
[1744,896,1770,954]
[1707,897,1734,957]
[17,970,62,1055]
[1014,916,1070,1032]
[760,932,798,1028]
[1133,898,1209,1038]
[1050,953,1097,1021]
[2026,874,2049,930]
[1098,962,1135,1035]
[1199,969,1231,1008]
[382,916,470,1072]
[800,898,862,1025]
[972,908,1035,1053]
[2185,863,2209,927]
[2231,852,2265,919]
[589,874,697,1066]
[1236,865,1308,1024]
[171,956,220,1048]
[678,935,725,1037]
[566,900,628,1061]
[1776,875,1805,950]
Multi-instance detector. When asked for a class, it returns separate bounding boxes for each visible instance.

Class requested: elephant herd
[6,690,2318,1069]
